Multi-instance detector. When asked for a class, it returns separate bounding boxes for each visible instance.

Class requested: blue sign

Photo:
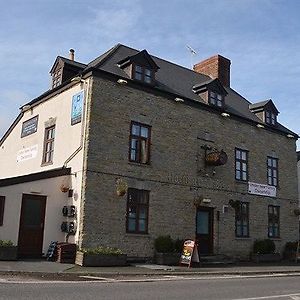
[71,90,84,125]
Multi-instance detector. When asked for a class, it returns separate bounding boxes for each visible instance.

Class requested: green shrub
[154,235,174,253]
[284,241,298,252]
[80,246,123,256]
[0,240,14,247]
[253,239,275,254]
[173,239,184,253]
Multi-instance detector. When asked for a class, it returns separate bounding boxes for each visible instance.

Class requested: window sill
[128,161,151,168]
[235,180,248,185]
[125,233,150,238]
[235,237,251,240]
[268,237,281,241]
[41,162,53,167]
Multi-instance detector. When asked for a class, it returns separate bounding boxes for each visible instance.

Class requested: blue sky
[0,0,299,147]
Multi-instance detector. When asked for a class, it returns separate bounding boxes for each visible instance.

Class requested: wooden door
[196,207,214,255]
[18,194,47,258]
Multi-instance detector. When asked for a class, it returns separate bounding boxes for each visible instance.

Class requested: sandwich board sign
[179,239,199,267]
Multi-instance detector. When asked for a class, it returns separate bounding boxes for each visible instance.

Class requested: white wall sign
[17,145,38,162]
[248,181,276,197]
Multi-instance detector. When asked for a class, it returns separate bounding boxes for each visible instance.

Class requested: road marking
[0,272,299,284]
[79,276,116,281]
[233,292,300,300]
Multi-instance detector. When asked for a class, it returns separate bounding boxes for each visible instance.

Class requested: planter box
[0,246,18,261]
[252,253,281,263]
[75,251,127,267]
[155,253,181,266]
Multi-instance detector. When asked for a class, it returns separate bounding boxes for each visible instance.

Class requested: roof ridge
[86,43,121,70]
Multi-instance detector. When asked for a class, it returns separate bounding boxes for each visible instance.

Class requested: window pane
[241,151,246,160]
[236,161,241,170]
[145,76,152,83]
[236,170,241,180]
[236,150,241,159]
[128,219,136,231]
[130,150,136,161]
[140,127,148,138]
[145,69,151,76]
[135,73,142,80]
[242,163,247,171]
[131,124,140,135]
[242,172,247,181]
[138,219,146,232]
[196,211,209,234]
[236,226,242,236]
[135,65,142,72]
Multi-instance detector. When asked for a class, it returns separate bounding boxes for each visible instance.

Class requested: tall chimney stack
[193,55,231,87]
[69,49,75,61]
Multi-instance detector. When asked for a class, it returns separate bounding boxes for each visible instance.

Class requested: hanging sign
[179,239,199,267]
[71,90,84,125]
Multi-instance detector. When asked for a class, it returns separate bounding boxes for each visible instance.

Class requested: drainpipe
[63,77,91,168]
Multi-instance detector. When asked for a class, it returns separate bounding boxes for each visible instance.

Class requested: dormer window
[249,99,279,127]
[209,91,224,107]
[133,65,153,84]
[265,111,276,125]
[52,68,62,88]
[117,49,159,86]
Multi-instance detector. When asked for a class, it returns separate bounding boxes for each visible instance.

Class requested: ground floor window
[126,188,149,234]
[235,201,249,237]
[268,205,280,238]
[0,196,5,226]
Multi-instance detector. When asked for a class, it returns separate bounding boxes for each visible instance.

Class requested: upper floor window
[126,188,149,234]
[133,65,153,84]
[235,148,248,181]
[265,111,276,125]
[42,126,55,164]
[129,122,151,164]
[267,157,278,186]
[209,91,223,107]
[52,68,62,88]
[235,202,249,237]
[0,196,5,226]
[268,205,280,238]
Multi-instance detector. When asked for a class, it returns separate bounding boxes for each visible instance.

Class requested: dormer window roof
[249,99,279,126]
[49,50,86,89]
[192,78,228,108]
[117,49,159,85]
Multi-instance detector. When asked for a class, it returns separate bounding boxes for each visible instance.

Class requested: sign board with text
[71,90,84,125]
[248,182,276,198]
[21,116,38,138]
[179,239,199,267]
[17,145,38,162]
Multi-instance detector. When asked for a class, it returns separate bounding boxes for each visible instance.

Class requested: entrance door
[18,194,47,258]
[196,207,214,255]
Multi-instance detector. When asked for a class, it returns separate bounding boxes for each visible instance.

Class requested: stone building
[0,44,298,260]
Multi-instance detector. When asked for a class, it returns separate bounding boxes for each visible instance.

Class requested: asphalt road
[0,275,300,300]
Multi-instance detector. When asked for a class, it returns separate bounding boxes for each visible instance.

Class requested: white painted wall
[0,78,92,252]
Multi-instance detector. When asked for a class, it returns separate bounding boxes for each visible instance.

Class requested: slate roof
[19,43,298,137]
[81,44,294,135]
[49,56,87,74]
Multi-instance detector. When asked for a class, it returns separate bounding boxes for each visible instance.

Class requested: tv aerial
[186,45,197,69]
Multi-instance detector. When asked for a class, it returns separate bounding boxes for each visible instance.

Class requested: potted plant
[154,235,183,266]
[75,246,127,267]
[251,239,281,262]
[0,240,18,261]
[283,241,299,261]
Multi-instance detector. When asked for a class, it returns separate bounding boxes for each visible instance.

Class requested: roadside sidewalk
[0,260,300,277]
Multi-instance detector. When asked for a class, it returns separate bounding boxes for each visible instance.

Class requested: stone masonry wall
[79,76,298,259]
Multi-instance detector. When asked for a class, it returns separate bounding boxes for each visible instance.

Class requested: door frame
[18,194,47,258]
[195,206,214,255]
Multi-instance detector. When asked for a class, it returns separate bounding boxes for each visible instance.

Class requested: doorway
[18,194,47,258]
[196,207,214,255]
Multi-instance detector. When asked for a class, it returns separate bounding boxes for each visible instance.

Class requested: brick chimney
[193,55,231,87]
[69,49,75,61]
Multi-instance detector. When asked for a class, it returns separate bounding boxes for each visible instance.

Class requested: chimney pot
[193,55,231,87]
[69,49,75,61]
